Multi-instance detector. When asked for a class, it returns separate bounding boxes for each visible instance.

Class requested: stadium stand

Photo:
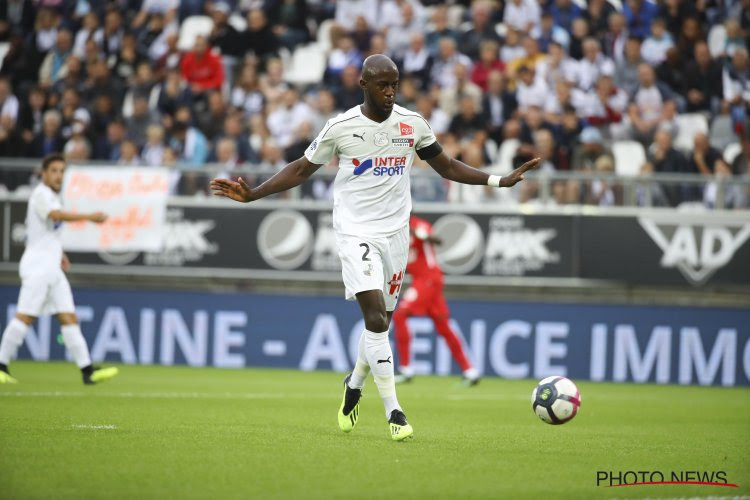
[0,0,747,208]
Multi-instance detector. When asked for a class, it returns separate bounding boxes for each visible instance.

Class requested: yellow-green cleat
[0,370,18,384]
[338,374,361,433]
[84,366,119,385]
[388,409,413,441]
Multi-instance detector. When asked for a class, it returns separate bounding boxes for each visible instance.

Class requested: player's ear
[359,78,367,90]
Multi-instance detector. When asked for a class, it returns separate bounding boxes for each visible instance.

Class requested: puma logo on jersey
[352,132,365,142]
[377,356,392,364]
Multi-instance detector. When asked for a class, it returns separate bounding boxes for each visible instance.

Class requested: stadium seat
[612,140,646,177]
[317,19,336,54]
[707,24,727,58]
[178,16,214,51]
[724,142,742,164]
[674,113,709,153]
[284,43,326,86]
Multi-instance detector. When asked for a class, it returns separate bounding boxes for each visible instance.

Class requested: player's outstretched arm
[426,152,540,188]
[210,157,322,203]
[48,210,107,223]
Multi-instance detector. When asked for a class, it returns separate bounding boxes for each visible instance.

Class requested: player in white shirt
[0,154,119,385]
[210,55,539,441]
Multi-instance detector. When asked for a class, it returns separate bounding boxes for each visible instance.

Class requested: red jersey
[407,216,442,279]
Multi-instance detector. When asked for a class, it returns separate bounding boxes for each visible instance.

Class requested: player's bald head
[361,54,398,81]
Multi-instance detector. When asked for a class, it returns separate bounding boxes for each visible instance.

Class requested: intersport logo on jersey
[352,156,408,176]
[638,216,750,286]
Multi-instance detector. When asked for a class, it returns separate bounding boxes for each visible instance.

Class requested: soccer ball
[531,376,581,425]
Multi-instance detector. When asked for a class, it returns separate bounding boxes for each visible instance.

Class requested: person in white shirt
[576,37,616,92]
[503,0,541,34]
[0,154,119,385]
[640,17,674,66]
[210,55,539,441]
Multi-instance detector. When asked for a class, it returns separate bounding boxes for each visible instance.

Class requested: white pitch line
[72,424,118,430]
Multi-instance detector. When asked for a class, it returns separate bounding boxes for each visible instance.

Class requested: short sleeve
[31,189,61,221]
[414,116,437,151]
[304,120,338,166]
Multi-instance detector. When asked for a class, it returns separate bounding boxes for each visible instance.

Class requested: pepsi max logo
[352,158,373,175]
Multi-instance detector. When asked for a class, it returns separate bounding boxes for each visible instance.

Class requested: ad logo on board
[638,217,750,286]
[257,210,314,270]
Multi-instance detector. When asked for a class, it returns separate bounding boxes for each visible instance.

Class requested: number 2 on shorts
[359,243,371,261]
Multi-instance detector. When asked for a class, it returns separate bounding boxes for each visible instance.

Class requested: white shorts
[336,226,409,312]
[16,269,75,317]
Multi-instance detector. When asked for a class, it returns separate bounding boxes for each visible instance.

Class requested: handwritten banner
[61,167,169,252]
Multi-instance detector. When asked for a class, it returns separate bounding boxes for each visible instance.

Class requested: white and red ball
[531,376,581,425]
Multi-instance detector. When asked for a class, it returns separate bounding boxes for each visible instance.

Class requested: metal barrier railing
[1,157,748,210]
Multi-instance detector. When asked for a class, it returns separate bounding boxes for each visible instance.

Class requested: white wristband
[487,175,502,188]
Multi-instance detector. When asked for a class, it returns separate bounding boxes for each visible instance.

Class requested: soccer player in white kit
[210,55,539,441]
[0,154,119,385]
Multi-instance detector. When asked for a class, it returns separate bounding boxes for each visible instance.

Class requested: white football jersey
[304,104,438,237]
[19,183,64,278]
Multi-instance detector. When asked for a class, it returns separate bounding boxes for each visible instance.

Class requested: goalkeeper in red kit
[393,215,480,386]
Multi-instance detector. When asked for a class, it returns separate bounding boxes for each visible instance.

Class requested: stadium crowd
[0,0,748,207]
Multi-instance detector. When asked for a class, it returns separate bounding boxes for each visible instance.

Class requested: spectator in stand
[38,28,73,87]
[398,32,433,90]
[641,17,674,66]
[99,7,124,58]
[132,0,178,31]
[197,91,228,141]
[350,16,374,54]
[215,137,239,169]
[157,68,192,117]
[568,17,590,60]
[585,0,617,39]
[731,132,750,176]
[0,0,34,41]
[458,1,500,61]
[580,75,628,138]
[507,37,548,84]
[28,109,63,157]
[326,35,363,83]
[615,36,643,96]
[245,9,280,63]
[180,36,224,97]
[549,0,583,34]
[448,94,486,141]
[170,106,209,167]
[93,119,125,161]
[542,42,577,90]
[266,88,314,149]
[0,114,23,156]
[482,70,517,142]
[603,12,628,65]
[439,63,482,119]
[83,58,125,111]
[230,64,265,118]
[545,79,576,125]
[500,28,526,65]
[533,12,571,53]
[724,19,747,57]
[73,12,101,59]
[140,124,165,166]
[623,0,659,39]
[676,16,703,61]
[723,48,750,136]
[208,3,245,69]
[333,64,363,111]
[18,86,47,147]
[503,0,541,34]
[415,94,450,137]
[649,127,688,205]
[63,134,91,162]
[119,139,141,165]
[0,77,18,128]
[385,1,425,60]
[127,94,160,147]
[138,12,175,63]
[628,63,675,145]
[704,159,746,209]
[516,65,549,113]
[265,0,310,50]
[213,113,256,164]
[576,37,615,92]
[424,5,457,56]
[259,58,288,107]
[688,132,723,176]
[111,32,143,83]
[471,40,505,92]
[284,121,315,163]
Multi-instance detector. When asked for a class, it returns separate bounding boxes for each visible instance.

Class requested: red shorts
[398,275,450,319]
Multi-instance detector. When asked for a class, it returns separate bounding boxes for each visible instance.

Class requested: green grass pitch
[1,361,748,499]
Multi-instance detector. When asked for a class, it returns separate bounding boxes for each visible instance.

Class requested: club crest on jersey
[399,122,413,136]
[352,156,407,176]
[374,132,388,146]
[392,138,414,147]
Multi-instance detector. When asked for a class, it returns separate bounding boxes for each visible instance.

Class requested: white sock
[399,365,415,378]
[349,331,369,389]
[0,318,29,365]
[363,328,401,418]
[61,324,92,369]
